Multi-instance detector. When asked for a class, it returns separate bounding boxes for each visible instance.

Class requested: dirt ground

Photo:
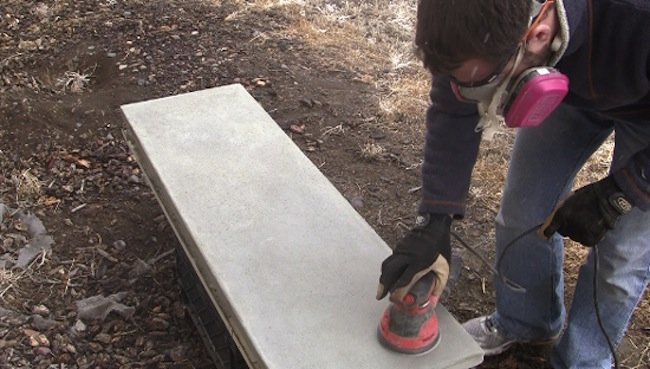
[1,0,648,368]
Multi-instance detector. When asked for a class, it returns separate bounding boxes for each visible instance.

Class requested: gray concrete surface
[121,84,484,369]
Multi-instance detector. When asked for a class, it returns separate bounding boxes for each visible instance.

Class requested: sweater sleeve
[417,76,483,217]
[613,144,650,211]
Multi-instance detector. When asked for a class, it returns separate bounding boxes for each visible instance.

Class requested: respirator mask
[450,0,569,131]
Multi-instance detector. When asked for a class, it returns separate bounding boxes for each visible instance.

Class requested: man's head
[415,0,558,88]
[416,0,568,128]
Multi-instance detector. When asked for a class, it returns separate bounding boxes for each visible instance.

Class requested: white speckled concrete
[121,84,483,369]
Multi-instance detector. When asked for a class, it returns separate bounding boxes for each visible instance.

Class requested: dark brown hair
[415,0,532,75]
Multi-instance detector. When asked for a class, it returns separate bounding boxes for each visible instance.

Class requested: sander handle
[402,272,436,307]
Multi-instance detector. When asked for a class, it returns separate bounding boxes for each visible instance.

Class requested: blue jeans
[492,104,650,369]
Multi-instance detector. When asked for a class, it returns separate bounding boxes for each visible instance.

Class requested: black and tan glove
[376,213,451,303]
[540,176,634,247]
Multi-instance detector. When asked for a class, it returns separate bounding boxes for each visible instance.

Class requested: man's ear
[525,4,560,58]
[526,23,553,55]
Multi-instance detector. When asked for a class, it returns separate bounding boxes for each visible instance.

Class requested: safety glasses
[450,53,516,102]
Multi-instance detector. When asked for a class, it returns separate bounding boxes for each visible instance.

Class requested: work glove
[541,176,634,247]
[376,213,451,304]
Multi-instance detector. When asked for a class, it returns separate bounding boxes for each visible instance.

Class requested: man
[376,0,650,368]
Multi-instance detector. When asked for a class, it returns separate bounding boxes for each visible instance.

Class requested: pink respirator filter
[504,71,569,128]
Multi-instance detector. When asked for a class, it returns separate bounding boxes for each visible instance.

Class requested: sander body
[377,272,441,355]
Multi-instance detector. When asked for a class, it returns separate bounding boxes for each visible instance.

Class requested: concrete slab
[121,84,484,369]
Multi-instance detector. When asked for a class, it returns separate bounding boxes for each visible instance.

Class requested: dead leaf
[76,159,91,168]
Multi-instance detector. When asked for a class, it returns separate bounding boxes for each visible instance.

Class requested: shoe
[462,315,518,356]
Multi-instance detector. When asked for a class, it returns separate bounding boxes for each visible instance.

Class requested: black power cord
[453,225,619,368]
[451,231,527,293]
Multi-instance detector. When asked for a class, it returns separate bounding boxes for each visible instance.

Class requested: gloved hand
[376,213,451,304]
[541,176,634,246]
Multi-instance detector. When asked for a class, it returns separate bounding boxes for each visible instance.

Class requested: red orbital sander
[377,273,440,355]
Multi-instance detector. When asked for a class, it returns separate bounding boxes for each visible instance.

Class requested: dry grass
[14,169,41,204]
[57,70,92,93]
[223,0,429,128]
[0,251,48,301]
[0,268,20,298]
[359,142,386,160]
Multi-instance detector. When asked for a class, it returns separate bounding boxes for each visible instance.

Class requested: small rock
[112,240,126,250]
[128,174,142,183]
[65,343,77,354]
[107,52,117,58]
[73,319,87,332]
[32,304,50,316]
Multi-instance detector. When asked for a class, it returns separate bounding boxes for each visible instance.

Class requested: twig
[321,124,344,138]
[148,249,174,265]
[395,221,409,231]
[407,186,422,193]
[63,259,76,296]
[96,248,118,263]
[71,203,87,213]
[38,250,48,267]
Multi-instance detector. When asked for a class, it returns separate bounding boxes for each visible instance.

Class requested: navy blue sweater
[419,0,650,216]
